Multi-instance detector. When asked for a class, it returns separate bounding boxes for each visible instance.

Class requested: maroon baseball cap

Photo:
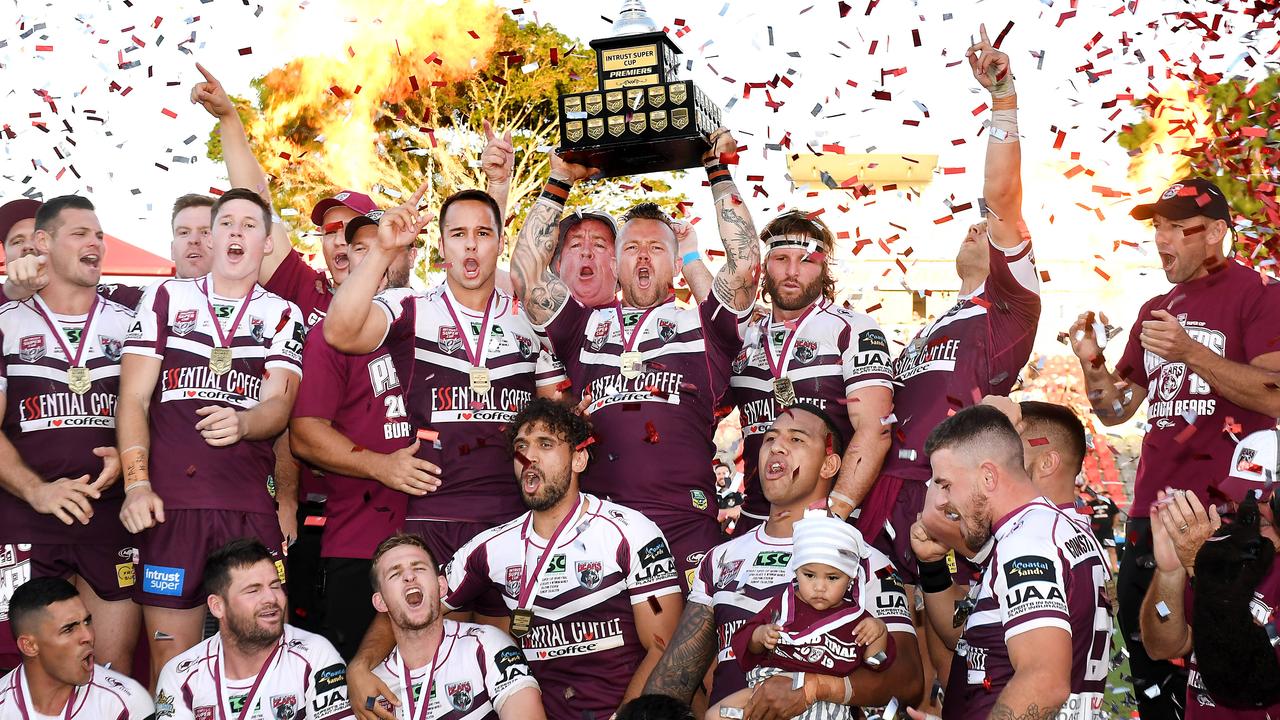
[0,199,41,244]
[1130,177,1232,223]
[309,190,377,227]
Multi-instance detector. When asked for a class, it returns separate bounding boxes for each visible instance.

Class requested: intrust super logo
[141,565,185,596]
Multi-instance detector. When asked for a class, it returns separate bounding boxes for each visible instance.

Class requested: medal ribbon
[441,287,497,368]
[399,637,444,720]
[15,664,79,720]
[612,298,668,354]
[760,299,823,381]
[212,635,283,720]
[30,294,101,373]
[200,276,254,352]
[516,493,585,610]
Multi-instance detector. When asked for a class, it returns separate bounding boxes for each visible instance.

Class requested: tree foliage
[208,14,686,264]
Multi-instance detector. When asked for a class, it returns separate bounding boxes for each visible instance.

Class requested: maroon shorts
[648,512,721,593]
[866,479,928,586]
[31,540,139,603]
[135,510,284,609]
[405,519,506,616]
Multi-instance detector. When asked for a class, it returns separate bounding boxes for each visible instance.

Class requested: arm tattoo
[709,184,761,312]
[989,702,1059,720]
[509,199,568,326]
[642,601,718,703]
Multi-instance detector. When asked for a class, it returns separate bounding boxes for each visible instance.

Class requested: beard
[764,271,823,311]
[522,468,572,512]
[388,598,439,632]
[225,603,284,650]
[959,491,993,553]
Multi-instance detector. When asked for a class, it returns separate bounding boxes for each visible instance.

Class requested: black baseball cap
[343,209,385,244]
[0,199,41,244]
[1130,177,1232,223]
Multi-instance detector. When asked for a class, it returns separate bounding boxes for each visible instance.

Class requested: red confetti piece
[514,450,531,469]
[351,445,365,452]
[416,428,439,442]
[644,422,660,444]
[160,108,177,118]
[1174,424,1198,444]
[322,220,343,233]
[467,30,480,39]
[574,437,596,451]
[1093,267,1111,281]
[185,465,197,477]
[35,45,53,52]
[304,515,327,527]
[1028,437,1049,447]
[238,47,252,56]
[555,379,573,392]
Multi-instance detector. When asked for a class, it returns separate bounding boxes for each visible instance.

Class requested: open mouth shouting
[80,252,101,270]
[332,251,349,272]
[762,457,790,482]
[462,257,481,280]
[521,467,543,497]
[635,265,653,290]
[404,586,424,609]
[227,241,245,260]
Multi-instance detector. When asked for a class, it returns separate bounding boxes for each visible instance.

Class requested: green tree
[1119,72,1279,263]
[208,13,686,267]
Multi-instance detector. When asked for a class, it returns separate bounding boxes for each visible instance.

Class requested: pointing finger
[196,62,218,85]
[407,178,431,208]
[483,118,495,141]
[979,23,991,45]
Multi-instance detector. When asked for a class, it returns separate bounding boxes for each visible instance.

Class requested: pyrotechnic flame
[251,0,501,198]
[1126,82,1212,194]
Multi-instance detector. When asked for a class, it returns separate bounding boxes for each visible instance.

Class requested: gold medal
[209,347,233,375]
[510,608,535,638]
[773,377,797,406]
[67,366,92,395]
[469,366,491,394]
[619,351,644,379]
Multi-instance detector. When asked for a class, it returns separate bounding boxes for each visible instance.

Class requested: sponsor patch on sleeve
[858,329,889,354]
[494,645,529,681]
[1002,556,1055,586]
[637,538,673,568]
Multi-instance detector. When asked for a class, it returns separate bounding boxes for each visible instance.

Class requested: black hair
[439,189,503,237]
[507,397,594,460]
[925,404,1024,468]
[203,538,276,598]
[210,188,273,233]
[615,694,696,720]
[9,577,79,640]
[785,401,846,456]
[34,195,95,235]
[370,532,439,591]
[1019,400,1087,475]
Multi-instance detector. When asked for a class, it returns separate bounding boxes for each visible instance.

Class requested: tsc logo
[638,538,672,568]
[141,565,185,596]
[1003,556,1055,586]
[116,562,135,588]
[754,551,791,568]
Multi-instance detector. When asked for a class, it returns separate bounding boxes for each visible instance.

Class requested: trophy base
[559,134,711,179]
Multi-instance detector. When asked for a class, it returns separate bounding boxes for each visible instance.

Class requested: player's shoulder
[161,635,217,679]
[375,286,417,307]
[97,294,139,320]
[818,300,877,328]
[90,664,151,706]
[0,667,17,704]
[252,285,302,314]
[450,618,509,649]
[282,623,342,661]
[459,514,527,557]
[590,496,658,534]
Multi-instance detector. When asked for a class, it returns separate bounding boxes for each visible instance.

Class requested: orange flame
[250,0,502,195]
[1126,82,1212,192]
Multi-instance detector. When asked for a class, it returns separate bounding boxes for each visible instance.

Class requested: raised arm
[702,129,761,312]
[674,221,713,303]
[1139,500,1194,660]
[324,181,431,353]
[968,25,1024,250]
[190,63,292,282]
[481,120,515,219]
[508,153,595,326]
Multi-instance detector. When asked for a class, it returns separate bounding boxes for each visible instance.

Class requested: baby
[710,517,889,720]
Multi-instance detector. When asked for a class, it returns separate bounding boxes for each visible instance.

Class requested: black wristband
[918,557,953,594]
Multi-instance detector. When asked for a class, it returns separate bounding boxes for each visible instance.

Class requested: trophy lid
[612,0,659,36]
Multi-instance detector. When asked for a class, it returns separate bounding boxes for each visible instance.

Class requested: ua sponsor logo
[494,645,527,680]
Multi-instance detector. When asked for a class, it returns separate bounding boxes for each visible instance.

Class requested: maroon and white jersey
[265,247,333,329]
[375,284,564,525]
[123,275,304,514]
[883,236,1041,482]
[688,523,914,704]
[943,499,1111,720]
[1184,557,1280,719]
[732,585,882,677]
[442,493,680,719]
[154,624,352,720]
[1117,261,1280,517]
[0,663,153,719]
[370,620,539,720]
[0,544,32,666]
[0,296,134,544]
[0,283,142,311]
[292,319,412,560]
[537,295,749,519]
[729,299,893,518]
